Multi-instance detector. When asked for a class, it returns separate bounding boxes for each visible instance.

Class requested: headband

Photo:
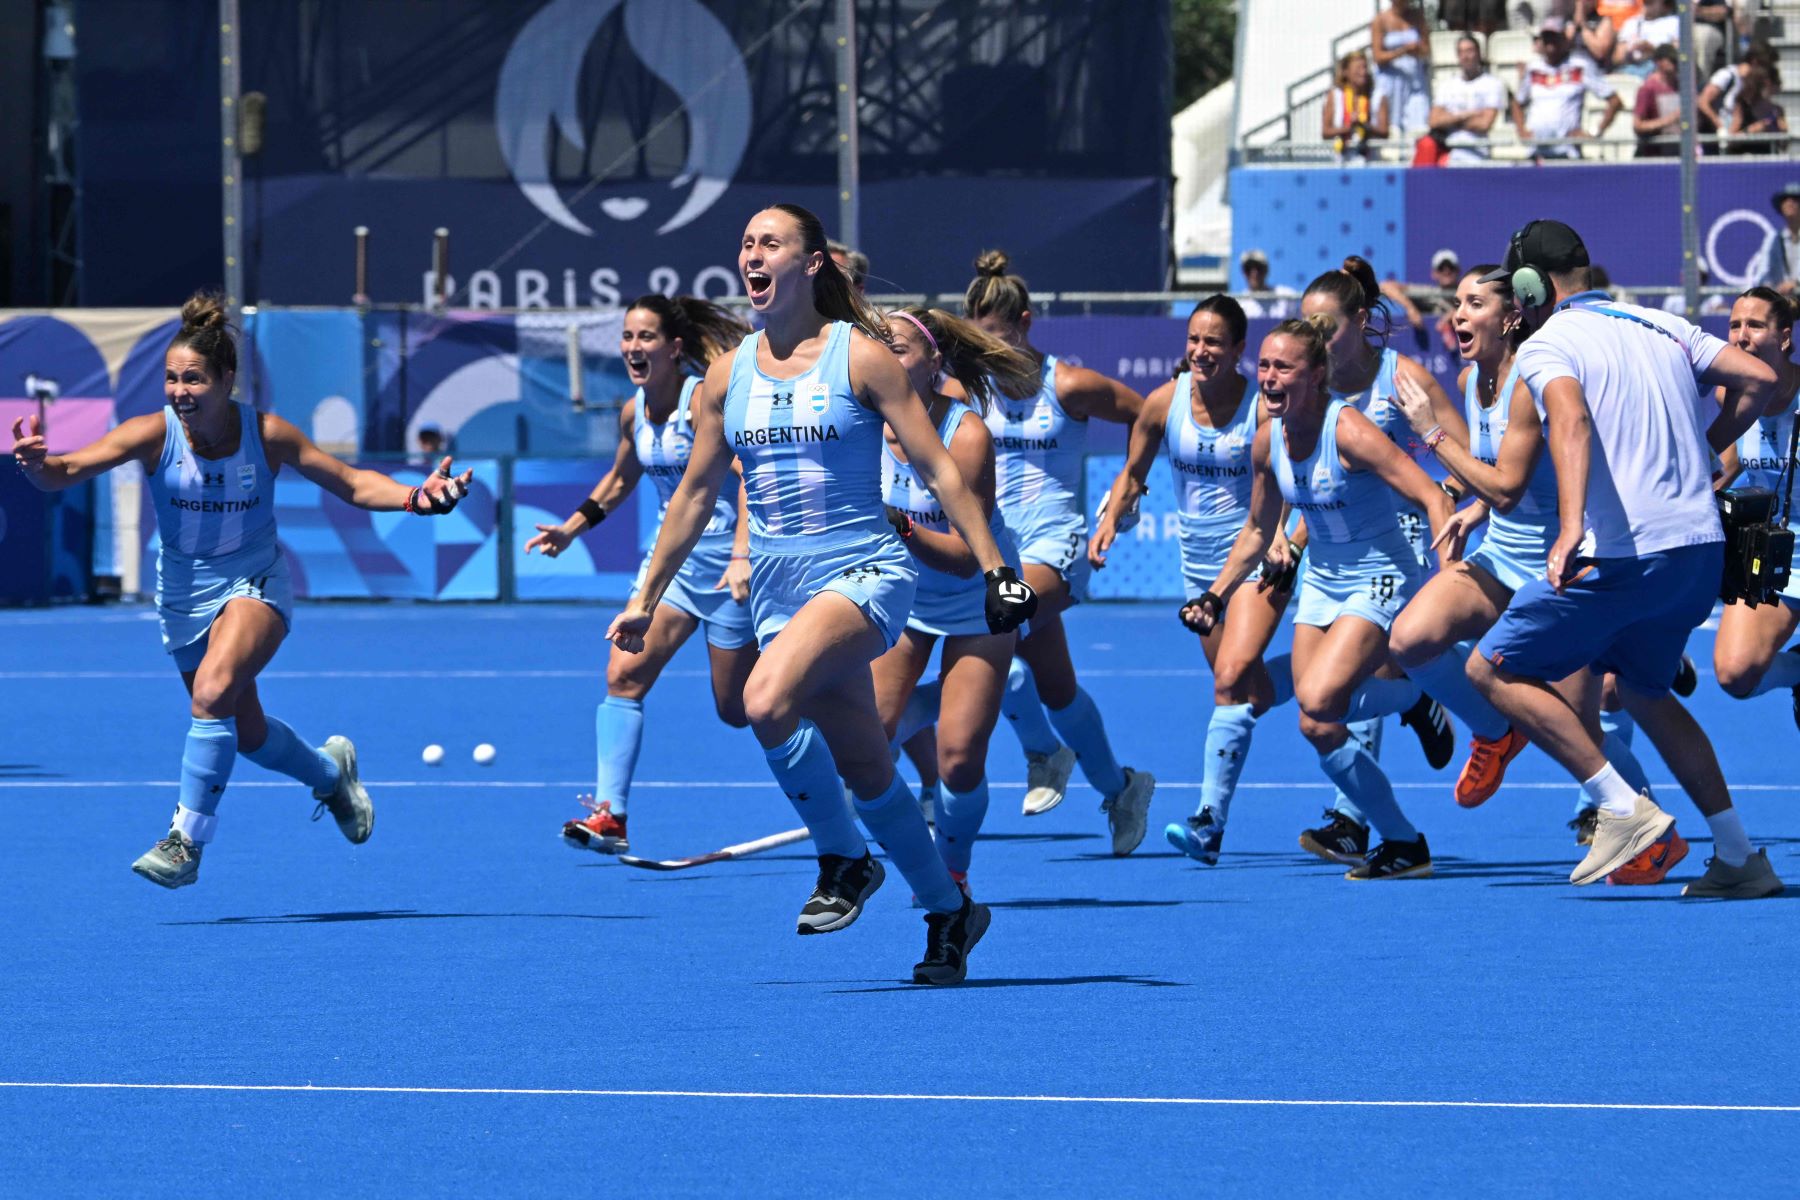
[890,310,939,357]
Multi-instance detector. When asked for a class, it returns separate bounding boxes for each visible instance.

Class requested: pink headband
[890,310,939,357]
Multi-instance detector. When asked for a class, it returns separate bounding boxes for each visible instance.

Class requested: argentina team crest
[806,382,829,416]
[237,464,257,491]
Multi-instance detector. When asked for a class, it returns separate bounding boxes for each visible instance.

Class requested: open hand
[10,414,47,474]
[417,455,474,513]
[525,523,574,557]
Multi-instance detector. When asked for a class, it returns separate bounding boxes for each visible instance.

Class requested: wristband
[576,498,606,527]
[730,553,750,561]
[1439,479,1464,503]
[1423,425,1449,452]
[403,486,422,515]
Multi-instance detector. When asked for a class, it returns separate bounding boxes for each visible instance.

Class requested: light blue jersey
[723,322,915,648]
[1165,372,1258,594]
[1730,382,1800,606]
[882,400,1017,637]
[984,354,1090,593]
[1335,347,1434,566]
[1462,362,1558,592]
[1272,401,1421,630]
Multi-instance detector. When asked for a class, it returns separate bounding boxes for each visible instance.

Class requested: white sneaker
[1021,745,1077,816]
[1101,768,1156,856]
[313,735,374,844]
[1570,791,1673,885]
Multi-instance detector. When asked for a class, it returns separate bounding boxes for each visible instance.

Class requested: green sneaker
[1682,849,1785,899]
[313,735,374,844]
[132,828,202,889]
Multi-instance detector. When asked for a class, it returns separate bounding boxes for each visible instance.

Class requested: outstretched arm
[10,412,163,492]
[525,403,644,557]
[265,414,471,512]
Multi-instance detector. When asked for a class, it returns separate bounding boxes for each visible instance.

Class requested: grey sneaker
[132,828,202,889]
[1570,792,1674,885]
[1101,768,1156,856]
[313,735,374,844]
[1682,848,1785,899]
[1020,745,1076,816]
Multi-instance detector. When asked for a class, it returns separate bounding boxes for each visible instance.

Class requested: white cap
[1431,248,1460,270]
[1240,248,1270,268]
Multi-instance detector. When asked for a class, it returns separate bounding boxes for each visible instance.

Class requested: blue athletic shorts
[1478,541,1722,693]
[158,545,293,672]
[633,538,755,650]
[907,524,1019,639]
[1463,543,1541,594]
[1176,513,1260,602]
[749,531,918,651]
[1293,530,1423,632]
[1008,506,1089,603]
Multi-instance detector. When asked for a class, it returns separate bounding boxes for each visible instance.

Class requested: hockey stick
[616,827,812,872]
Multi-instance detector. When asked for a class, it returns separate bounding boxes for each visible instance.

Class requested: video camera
[1718,487,1794,607]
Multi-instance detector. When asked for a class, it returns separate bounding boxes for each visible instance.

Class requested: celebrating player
[9,292,471,887]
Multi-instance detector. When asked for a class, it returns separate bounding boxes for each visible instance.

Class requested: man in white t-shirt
[1511,17,1621,161]
[1237,249,1296,319]
[1429,35,1509,164]
[1467,219,1785,899]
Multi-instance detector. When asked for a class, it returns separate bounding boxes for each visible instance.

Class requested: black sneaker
[1346,834,1433,880]
[1570,808,1599,846]
[1673,654,1698,697]
[796,853,885,935]
[1299,808,1370,865]
[912,894,992,985]
[1400,693,1455,770]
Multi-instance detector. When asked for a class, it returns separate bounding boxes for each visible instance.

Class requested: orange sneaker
[561,794,629,853]
[1607,829,1689,885]
[1454,727,1529,808]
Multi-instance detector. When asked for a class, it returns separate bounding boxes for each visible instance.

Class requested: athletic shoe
[797,852,886,935]
[132,827,202,889]
[1021,745,1077,816]
[561,795,628,853]
[1681,848,1785,899]
[1607,829,1689,885]
[1345,834,1433,880]
[1165,807,1225,865]
[1570,792,1676,885]
[1100,768,1156,855]
[1570,808,1599,846]
[313,735,374,844]
[1299,808,1369,865]
[912,894,992,985]
[1454,727,1528,808]
[1399,694,1456,770]
[918,783,938,827]
[1672,653,1698,697]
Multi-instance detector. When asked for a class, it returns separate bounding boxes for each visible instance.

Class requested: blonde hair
[892,306,1039,413]
[962,249,1032,328]
[1268,316,1333,370]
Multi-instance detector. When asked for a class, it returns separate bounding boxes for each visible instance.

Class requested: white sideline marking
[0,1081,1792,1113]
[2,778,1796,793]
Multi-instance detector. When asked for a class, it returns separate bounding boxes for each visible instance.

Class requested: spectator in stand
[1661,262,1731,316]
[1380,250,1464,355]
[1325,50,1389,162]
[1761,182,1800,296]
[1633,44,1684,158]
[1372,1,1433,135]
[1618,0,1723,75]
[1699,42,1778,138]
[1238,249,1296,319]
[827,241,870,293]
[1729,64,1787,155]
[1430,35,1510,164]
[1441,0,1506,35]
[1512,17,1621,161]
[1545,0,1621,66]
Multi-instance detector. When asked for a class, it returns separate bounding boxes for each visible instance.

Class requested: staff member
[1466,220,1784,898]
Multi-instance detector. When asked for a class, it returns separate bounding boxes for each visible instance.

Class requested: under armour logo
[202,472,225,487]
[786,790,809,802]
[840,565,882,584]
[771,391,794,409]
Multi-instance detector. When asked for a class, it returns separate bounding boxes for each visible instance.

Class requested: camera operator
[1712,287,1800,712]
[1465,220,1786,899]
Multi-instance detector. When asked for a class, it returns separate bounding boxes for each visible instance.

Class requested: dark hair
[1456,34,1483,62]
[1739,285,1795,330]
[891,306,1039,412]
[167,291,237,377]
[1188,294,1249,347]
[963,249,1032,327]
[761,203,889,342]
[1266,316,1334,371]
[1302,255,1391,347]
[826,240,869,290]
[1466,263,1512,304]
[626,294,751,374]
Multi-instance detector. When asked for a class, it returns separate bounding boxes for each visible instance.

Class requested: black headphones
[1507,221,1553,310]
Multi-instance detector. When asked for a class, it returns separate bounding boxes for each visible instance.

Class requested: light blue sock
[934,778,989,874]
[1576,710,1640,816]
[1264,654,1295,710]
[1404,641,1508,741]
[855,774,961,913]
[239,716,338,794]
[765,721,866,859]
[1343,675,1423,722]
[178,717,238,818]
[1331,719,1380,826]
[1047,687,1128,797]
[1745,649,1800,696]
[897,679,942,745]
[1199,703,1257,822]
[595,695,645,816]
[1319,739,1417,842]
[1002,658,1063,756]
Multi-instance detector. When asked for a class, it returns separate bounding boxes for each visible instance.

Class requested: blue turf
[3,602,1797,1196]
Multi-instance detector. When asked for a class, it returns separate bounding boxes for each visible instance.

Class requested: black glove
[1260,549,1300,594]
[984,566,1037,634]
[1178,590,1224,636]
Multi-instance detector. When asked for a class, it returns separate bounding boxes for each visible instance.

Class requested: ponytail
[627,293,751,374]
[762,203,890,343]
[167,290,238,377]
[892,306,1038,413]
[1301,254,1392,349]
[963,249,1032,328]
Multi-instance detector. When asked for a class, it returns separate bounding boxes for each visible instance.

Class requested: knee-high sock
[765,721,865,859]
[174,716,238,843]
[1404,641,1508,741]
[1001,658,1063,757]
[934,778,989,874]
[1574,710,1647,815]
[1319,739,1416,842]
[1199,703,1257,822]
[897,680,942,746]
[855,774,961,913]
[1047,687,1128,797]
[1744,648,1800,697]
[1264,654,1296,710]
[1343,675,1423,723]
[595,695,645,816]
[240,716,339,794]
[1330,718,1379,825]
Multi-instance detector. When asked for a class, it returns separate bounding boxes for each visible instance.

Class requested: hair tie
[890,310,939,358]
